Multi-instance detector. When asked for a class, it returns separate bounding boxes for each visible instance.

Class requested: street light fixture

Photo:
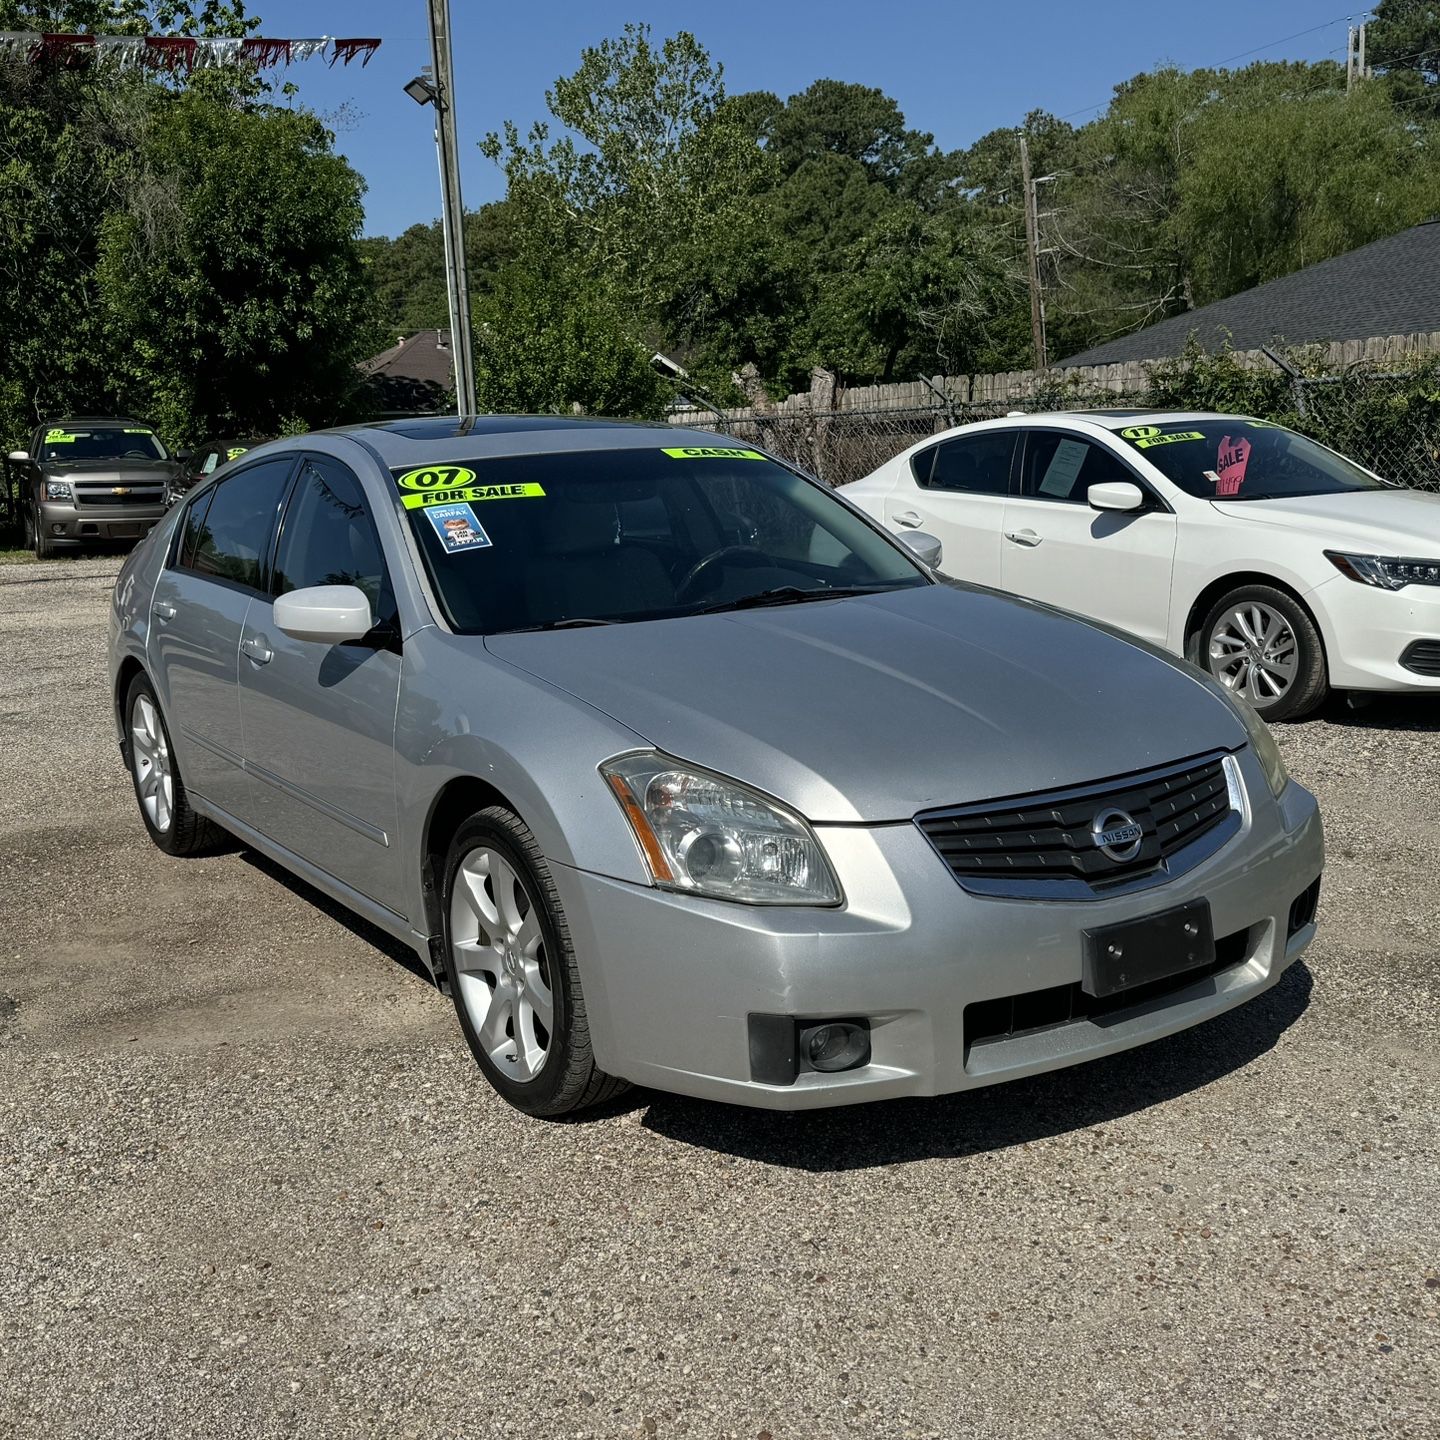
[403,73,438,107]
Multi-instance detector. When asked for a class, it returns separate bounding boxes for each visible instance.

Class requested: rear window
[399,446,928,634]
[38,426,167,463]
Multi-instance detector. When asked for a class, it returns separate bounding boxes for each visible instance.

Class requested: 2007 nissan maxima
[108,417,1324,1115]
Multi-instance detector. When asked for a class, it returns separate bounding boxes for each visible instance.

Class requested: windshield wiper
[507,616,618,632]
[690,584,894,616]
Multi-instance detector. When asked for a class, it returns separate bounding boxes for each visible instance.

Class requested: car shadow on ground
[634,963,1314,1172]
[1309,692,1440,733]
[239,849,436,988]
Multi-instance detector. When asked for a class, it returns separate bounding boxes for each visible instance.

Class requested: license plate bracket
[1082,899,1215,999]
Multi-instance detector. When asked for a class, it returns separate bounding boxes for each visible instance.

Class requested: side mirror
[175,449,193,465]
[273,584,373,644]
[898,529,943,569]
[7,450,29,463]
[1088,481,1146,513]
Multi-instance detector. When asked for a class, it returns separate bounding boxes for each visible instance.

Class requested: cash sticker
[660,446,766,460]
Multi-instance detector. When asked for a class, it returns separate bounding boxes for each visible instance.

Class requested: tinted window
[1116,420,1392,499]
[177,488,215,569]
[273,458,389,614]
[913,432,1015,494]
[37,425,167,463]
[404,447,929,635]
[183,458,293,589]
[1019,432,1137,503]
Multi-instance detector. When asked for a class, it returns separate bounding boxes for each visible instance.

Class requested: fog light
[51,523,66,535]
[799,1020,870,1074]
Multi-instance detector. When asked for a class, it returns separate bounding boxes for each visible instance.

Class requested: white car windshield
[1117,421,1393,501]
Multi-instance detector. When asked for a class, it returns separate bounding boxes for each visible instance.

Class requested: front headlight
[1326,551,1440,590]
[601,752,842,905]
[44,480,73,501]
[1235,697,1289,798]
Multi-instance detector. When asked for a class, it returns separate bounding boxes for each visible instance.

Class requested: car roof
[993,410,1241,430]
[325,414,741,466]
[39,415,149,428]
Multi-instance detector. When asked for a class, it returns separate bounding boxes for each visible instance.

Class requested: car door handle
[240,636,273,665]
[1004,529,1043,547]
[153,601,177,621]
[893,510,924,528]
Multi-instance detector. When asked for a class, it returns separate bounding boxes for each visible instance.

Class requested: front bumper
[552,748,1323,1109]
[1309,571,1440,691]
[38,499,167,546]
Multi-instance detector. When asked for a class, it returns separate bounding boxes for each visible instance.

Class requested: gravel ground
[1,553,1437,1440]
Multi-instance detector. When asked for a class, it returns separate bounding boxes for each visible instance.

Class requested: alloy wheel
[1208,601,1298,706]
[449,845,553,1081]
[130,692,174,833]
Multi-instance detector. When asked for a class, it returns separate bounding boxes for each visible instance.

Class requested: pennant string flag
[0,33,380,72]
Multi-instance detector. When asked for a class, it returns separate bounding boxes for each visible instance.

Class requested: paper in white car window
[1038,438,1089,498]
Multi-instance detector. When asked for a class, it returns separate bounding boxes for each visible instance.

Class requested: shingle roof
[358,329,454,415]
[1059,220,1440,368]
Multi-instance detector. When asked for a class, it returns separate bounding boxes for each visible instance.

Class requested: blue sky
[272,2,1368,237]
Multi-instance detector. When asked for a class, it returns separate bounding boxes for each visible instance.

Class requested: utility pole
[1347,24,1354,91]
[426,0,476,417]
[1019,134,1048,372]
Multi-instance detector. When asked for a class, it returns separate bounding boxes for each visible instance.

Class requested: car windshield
[1117,420,1392,501]
[400,444,930,634]
[38,425,167,463]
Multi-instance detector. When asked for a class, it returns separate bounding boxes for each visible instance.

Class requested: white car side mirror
[898,530,943,569]
[7,450,29,463]
[273,584,374,644]
[1088,481,1146,513]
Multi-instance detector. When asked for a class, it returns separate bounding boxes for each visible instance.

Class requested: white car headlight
[44,480,73,501]
[601,753,841,905]
[1327,551,1440,590]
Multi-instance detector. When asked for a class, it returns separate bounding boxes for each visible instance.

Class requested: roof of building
[1059,220,1440,368]
[358,329,455,416]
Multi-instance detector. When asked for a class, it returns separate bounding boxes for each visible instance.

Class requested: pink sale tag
[1215,435,1251,496]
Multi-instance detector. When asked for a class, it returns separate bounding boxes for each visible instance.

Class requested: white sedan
[844,411,1440,719]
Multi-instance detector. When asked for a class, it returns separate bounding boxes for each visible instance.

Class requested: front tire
[1198,584,1327,721]
[31,507,56,560]
[121,673,223,856]
[442,806,626,1117]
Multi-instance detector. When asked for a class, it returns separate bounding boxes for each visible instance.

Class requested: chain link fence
[674,362,1440,491]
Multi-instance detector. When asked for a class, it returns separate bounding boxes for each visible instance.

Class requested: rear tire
[442,806,627,1118]
[121,673,223,856]
[1197,583,1327,722]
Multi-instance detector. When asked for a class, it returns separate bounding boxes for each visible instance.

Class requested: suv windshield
[401,445,929,634]
[38,425,167,463]
[1117,420,1392,501]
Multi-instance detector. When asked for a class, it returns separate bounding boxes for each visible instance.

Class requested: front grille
[73,484,165,508]
[1400,640,1440,677]
[963,925,1254,1058]
[916,752,1239,899]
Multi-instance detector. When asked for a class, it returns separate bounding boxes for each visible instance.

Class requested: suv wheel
[442,806,627,1117]
[121,673,223,855]
[31,506,56,560]
[1198,584,1327,721]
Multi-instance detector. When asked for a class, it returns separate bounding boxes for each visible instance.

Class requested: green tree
[96,90,372,437]
[1369,0,1440,111]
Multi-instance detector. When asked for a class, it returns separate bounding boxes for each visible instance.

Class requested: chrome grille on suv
[915,751,1240,899]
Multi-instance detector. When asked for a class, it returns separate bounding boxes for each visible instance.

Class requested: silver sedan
[108,418,1323,1115]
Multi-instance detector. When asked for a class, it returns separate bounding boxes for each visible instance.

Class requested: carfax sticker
[423,503,492,553]
[660,446,766,460]
[1129,430,1205,450]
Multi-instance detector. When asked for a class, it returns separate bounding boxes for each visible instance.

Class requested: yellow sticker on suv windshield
[661,446,766,460]
[1129,430,1205,450]
[44,429,78,443]
[123,427,152,434]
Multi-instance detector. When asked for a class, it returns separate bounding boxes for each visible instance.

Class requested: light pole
[405,0,476,418]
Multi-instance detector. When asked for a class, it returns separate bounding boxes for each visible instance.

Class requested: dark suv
[11,417,179,557]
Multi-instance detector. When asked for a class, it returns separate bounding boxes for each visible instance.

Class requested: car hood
[484,584,1247,823]
[39,457,179,481]
[1211,489,1440,551]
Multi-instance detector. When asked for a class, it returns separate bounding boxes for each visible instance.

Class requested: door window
[1019,432,1139,504]
[272,457,390,615]
[180,458,294,589]
[911,431,1016,495]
